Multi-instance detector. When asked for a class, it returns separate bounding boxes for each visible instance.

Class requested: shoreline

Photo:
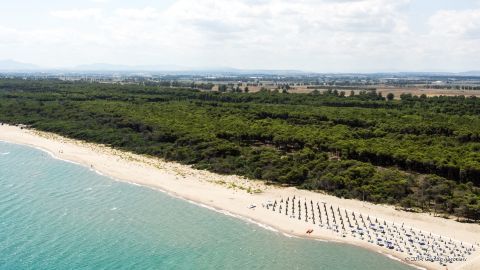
[1,124,479,270]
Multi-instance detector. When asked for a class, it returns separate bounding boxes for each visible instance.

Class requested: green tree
[218,85,227,92]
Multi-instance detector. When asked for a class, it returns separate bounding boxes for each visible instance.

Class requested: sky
[1,0,480,72]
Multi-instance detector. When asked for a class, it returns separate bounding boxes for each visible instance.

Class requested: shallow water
[0,142,414,270]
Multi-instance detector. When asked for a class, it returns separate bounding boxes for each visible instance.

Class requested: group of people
[263,196,478,267]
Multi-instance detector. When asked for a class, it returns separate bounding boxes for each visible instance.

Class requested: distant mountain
[0,59,39,71]
[458,71,480,76]
[74,63,188,72]
[0,59,478,77]
[72,63,305,75]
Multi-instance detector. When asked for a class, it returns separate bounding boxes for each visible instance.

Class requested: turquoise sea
[0,142,414,270]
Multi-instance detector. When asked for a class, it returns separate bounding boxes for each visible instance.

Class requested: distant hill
[459,71,480,76]
[0,59,39,71]
[72,63,304,75]
[0,59,478,77]
[74,63,188,72]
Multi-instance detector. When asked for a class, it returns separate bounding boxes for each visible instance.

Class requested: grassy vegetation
[0,79,479,221]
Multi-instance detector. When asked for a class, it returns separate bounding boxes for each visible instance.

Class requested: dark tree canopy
[0,79,479,221]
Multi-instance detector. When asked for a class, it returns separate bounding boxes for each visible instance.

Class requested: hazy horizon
[2,59,480,74]
[1,0,480,73]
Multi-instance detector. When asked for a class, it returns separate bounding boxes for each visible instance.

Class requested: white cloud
[168,0,409,36]
[114,7,160,20]
[428,9,480,39]
[154,0,412,70]
[1,0,479,71]
[0,25,57,45]
[50,8,102,20]
[414,8,480,71]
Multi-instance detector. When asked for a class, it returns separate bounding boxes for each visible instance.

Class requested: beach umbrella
[318,207,322,223]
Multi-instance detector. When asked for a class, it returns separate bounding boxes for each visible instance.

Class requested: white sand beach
[1,124,479,270]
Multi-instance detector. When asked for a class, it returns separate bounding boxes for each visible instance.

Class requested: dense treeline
[0,79,479,222]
